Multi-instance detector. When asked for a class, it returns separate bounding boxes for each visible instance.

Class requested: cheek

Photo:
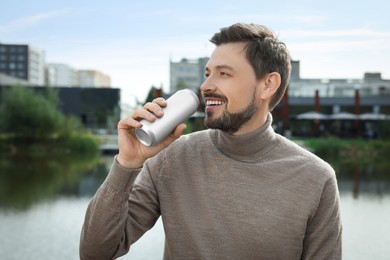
[230,83,257,109]
[226,89,253,112]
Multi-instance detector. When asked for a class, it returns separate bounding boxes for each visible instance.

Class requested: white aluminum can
[135,89,200,146]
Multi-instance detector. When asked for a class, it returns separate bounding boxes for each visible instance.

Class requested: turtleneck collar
[209,113,280,163]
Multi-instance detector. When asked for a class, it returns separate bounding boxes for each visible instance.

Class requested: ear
[259,72,281,100]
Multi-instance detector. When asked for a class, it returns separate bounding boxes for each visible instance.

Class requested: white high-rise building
[47,63,78,87]
[28,46,45,85]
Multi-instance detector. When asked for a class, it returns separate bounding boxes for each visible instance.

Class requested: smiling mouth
[206,100,226,106]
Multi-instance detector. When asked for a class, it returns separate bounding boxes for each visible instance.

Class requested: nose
[200,75,216,94]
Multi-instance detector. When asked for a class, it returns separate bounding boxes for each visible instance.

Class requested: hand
[116,97,187,169]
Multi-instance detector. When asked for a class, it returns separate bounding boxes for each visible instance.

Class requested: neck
[210,113,280,162]
[232,109,269,136]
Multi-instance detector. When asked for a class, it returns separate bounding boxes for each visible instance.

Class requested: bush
[299,137,389,165]
[0,86,99,156]
[0,86,66,138]
[60,134,100,155]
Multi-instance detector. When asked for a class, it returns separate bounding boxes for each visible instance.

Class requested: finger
[152,97,167,106]
[143,102,164,117]
[117,116,142,129]
[171,123,187,138]
[132,107,158,122]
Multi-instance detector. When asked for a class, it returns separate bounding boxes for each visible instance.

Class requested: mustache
[202,92,227,100]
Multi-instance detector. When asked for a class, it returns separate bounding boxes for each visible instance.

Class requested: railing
[98,134,118,154]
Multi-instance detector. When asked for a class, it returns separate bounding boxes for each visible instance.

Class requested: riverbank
[0,133,100,158]
[296,137,390,166]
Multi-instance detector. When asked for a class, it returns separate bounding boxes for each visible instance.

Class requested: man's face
[201,42,262,134]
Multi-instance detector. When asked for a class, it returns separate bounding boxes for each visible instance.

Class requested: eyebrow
[205,64,236,72]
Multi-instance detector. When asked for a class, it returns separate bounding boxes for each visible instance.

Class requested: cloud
[283,27,390,38]
[284,27,390,57]
[0,9,71,35]
[176,13,327,27]
[290,39,390,53]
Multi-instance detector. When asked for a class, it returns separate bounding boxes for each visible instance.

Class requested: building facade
[170,57,208,93]
[289,74,390,98]
[77,70,111,88]
[0,43,45,85]
[0,72,33,86]
[1,42,112,89]
[170,57,390,98]
[47,63,78,87]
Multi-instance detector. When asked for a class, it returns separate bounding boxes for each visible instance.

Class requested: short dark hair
[210,23,291,110]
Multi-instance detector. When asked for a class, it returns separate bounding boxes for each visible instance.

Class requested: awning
[296,111,329,120]
[359,113,387,120]
[329,112,358,120]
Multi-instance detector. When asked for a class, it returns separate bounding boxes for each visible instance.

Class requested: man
[80,23,342,259]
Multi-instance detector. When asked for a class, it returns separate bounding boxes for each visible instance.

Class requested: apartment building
[1,42,112,89]
[0,43,45,85]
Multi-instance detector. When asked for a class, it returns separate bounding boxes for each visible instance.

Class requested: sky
[1,0,390,106]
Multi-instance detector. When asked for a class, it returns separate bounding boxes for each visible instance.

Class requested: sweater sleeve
[79,156,161,260]
[301,173,342,260]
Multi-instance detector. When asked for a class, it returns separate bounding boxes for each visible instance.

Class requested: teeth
[206,100,225,106]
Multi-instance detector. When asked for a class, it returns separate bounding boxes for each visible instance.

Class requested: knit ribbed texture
[80,113,342,260]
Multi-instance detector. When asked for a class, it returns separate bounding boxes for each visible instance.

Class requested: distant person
[80,23,342,259]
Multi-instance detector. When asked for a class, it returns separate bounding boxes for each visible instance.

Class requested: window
[17,46,26,53]
[17,55,25,61]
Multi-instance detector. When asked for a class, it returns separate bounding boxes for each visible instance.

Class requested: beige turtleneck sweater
[80,114,342,260]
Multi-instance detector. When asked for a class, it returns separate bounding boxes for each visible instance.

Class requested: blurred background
[0,0,389,259]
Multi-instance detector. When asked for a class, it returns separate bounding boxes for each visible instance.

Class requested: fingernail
[158,109,164,116]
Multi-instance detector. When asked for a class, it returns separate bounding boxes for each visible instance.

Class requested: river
[0,155,389,259]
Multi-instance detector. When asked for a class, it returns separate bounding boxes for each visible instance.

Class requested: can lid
[135,126,155,146]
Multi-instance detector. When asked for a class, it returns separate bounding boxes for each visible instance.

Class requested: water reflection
[0,155,389,260]
[334,163,390,199]
[0,155,108,211]
[1,156,388,211]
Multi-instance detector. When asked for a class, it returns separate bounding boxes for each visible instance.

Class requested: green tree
[0,85,67,138]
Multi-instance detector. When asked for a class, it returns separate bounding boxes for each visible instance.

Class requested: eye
[204,72,210,78]
[220,71,230,77]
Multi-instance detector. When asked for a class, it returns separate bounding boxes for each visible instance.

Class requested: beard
[204,92,257,134]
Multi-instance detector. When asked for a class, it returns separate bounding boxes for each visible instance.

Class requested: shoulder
[275,134,336,182]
